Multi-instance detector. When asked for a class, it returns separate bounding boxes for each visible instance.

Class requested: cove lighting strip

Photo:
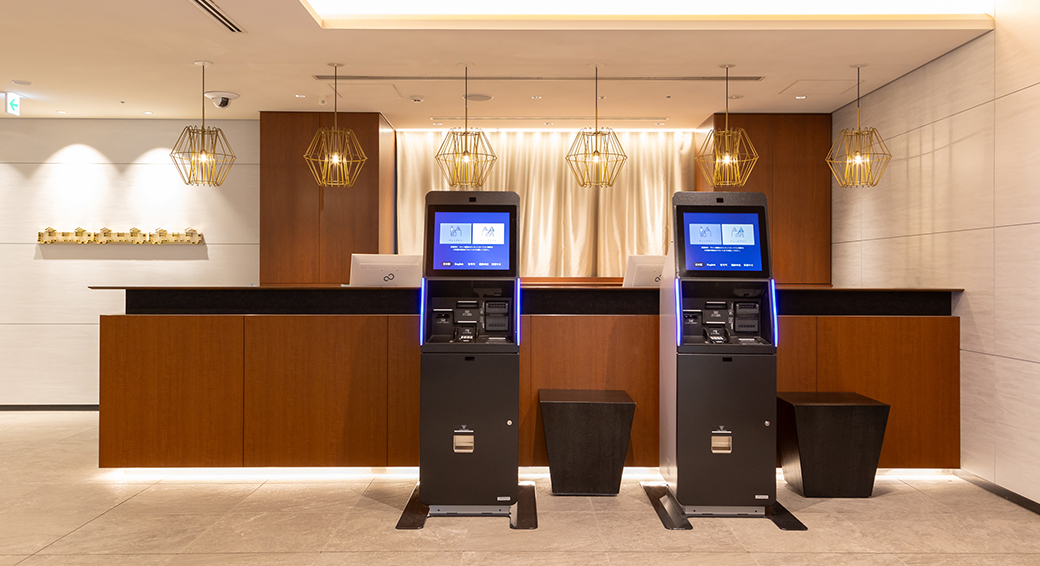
[304,0,993,18]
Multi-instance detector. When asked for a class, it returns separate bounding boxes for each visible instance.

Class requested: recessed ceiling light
[795,95,807,100]
[56,110,67,114]
[531,96,542,99]
[432,122,443,126]
[295,94,306,98]
[666,95,672,99]
[545,122,553,125]
[464,93,493,102]
[598,96,606,100]
[729,94,743,100]
[143,111,153,115]
[655,122,665,126]
[12,80,32,86]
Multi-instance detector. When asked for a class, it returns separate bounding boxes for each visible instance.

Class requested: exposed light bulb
[198,152,209,163]
[592,151,601,163]
[720,153,732,164]
[330,153,341,164]
[461,151,471,163]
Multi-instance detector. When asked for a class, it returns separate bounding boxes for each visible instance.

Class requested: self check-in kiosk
[647,191,801,530]
[397,190,536,530]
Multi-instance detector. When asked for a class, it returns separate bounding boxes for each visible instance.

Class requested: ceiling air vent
[189,0,244,33]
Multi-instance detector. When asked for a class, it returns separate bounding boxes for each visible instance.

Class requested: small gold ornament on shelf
[38,227,204,245]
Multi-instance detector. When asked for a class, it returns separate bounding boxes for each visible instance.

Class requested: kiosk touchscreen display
[426,208,516,277]
[677,207,769,278]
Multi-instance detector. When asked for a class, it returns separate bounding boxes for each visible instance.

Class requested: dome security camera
[204,91,239,109]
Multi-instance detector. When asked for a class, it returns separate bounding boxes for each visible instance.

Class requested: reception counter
[96,285,960,470]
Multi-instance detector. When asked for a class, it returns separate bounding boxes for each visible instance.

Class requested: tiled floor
[2,412,1040,565]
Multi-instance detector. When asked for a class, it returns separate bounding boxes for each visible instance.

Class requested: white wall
[0,118,259,404]
[831,0,1040,502]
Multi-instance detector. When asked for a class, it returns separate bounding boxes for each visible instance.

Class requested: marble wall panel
[830,242,861,288]
[922,33,995,126]
[861,229,994,353]
[0,324,99,405]
[0,163,259,245]
[961,350,996,482]
[995,224,1040,363]
[0,119,259,166]
[993,356,1040,503]
[994,82,1040,227]
[995,0,1040,98]
[0,243,258,324]
[0,119,260,403]
[913,104,995,236]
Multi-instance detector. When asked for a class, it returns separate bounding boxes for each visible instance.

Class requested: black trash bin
[539,389,636,496]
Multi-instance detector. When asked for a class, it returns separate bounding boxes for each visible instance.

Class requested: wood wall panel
[694,113,832,286]
[260,112,390,286]
[387,315,421,466]
[771,114,832,285]
[259,112,322,284]
[244,316,388,466]
[777,315,818,392]
[816,316,960,468]
[99,315,244,467]
[521,315,659,467]
[319,113,383,284]
[378,115,397,254]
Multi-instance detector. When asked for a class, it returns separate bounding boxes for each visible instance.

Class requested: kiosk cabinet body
[419,191,521,512]
[660,192,778,516]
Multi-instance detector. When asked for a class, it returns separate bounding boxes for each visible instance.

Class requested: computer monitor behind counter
[424,206,517,279]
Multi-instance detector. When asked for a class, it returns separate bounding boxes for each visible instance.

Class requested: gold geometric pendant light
[566,64,627,187]
[826,65,891,187]
[434,64,497,187]
[696,64,758,188]
[170,61,236,186]
[304,63,367,187]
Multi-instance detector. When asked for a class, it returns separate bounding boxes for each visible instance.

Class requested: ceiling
[0,1,993,130]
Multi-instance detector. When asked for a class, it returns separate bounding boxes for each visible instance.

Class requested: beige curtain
[397,130,695,276]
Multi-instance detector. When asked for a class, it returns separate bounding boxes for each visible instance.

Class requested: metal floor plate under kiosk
[397,190,537,530]
[646,191,805,531]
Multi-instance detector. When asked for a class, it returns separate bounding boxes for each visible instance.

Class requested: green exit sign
[6,92,21,116]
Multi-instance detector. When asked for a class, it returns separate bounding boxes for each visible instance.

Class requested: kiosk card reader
[397,190,536,530]
[653,191,781,523]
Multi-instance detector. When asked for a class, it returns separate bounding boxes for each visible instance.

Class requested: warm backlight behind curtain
[397,130,696,276]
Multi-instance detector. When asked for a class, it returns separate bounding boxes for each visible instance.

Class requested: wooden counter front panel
[244,316,388,466]
[99,315,245,467]
[387,315,421,466]
[816,316,960,469]
[777,316,817,392]
[521,315,659,467]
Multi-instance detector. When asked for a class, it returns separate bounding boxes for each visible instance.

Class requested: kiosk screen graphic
[682,211,764,273]
[432,211,511,271]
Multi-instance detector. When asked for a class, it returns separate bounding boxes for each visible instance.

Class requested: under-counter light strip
[305,0,993,17]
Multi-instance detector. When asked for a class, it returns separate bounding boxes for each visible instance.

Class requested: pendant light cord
[724,66,729,131]
[595,66,598,132]
[464,66,468,133]
[333,65,338,130]
[856,66,861,130]
[201,64,205,131]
